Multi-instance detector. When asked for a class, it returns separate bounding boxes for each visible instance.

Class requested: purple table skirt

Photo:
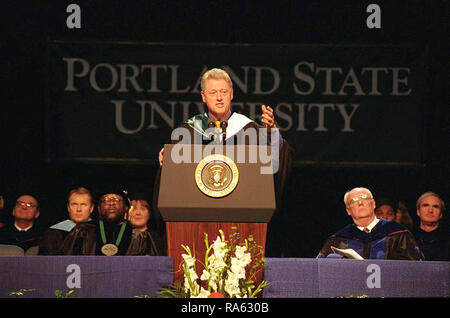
[2,256,448,298]
[0,256,173,298]
[263,258,450,298]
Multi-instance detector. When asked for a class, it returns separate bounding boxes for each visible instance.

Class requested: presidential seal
[195,154,239,198]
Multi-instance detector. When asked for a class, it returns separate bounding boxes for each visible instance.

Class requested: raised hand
[261,105,276,130]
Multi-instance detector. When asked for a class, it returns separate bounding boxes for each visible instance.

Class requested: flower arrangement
[160,228,269,298]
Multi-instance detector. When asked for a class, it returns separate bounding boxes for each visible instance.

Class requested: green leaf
[54,290,64,298]
[157,283,188,298]
[66,289,76,298]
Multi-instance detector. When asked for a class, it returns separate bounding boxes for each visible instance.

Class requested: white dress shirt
[356,217,380,233]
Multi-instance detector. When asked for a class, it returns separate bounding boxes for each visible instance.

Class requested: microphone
[208,120,227,142]
[221,121,227,142]
[207,121,215,140]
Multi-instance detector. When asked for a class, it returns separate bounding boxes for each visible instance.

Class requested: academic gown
[126,228,161,256]
[39,220,97,255]
[317,218,423,260]
[0,223,43,252]
[95,219,133,256]
[39,228,68,255]
[412,225,450,261]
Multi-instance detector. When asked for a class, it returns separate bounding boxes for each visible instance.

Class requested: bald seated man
[317,187,422,260]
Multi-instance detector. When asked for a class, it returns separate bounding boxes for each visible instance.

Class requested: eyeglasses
[16,201,37,209]
[348,194,372,206]
[100,196,123,204]
[206,89,229,97]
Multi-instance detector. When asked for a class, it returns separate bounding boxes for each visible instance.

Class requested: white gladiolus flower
[192,287,211,298]
[184,280,190,293]
[231,257,249,278]
[231,256,244,266]
[209,279,218,291]
[241,254,251,267]
[200,269,210,281]
[213,236,228,258]
[225,285,240,297]
[230,263,246,279]
[224,273,241,298]
[179,230,268,299]
[188,268,199,281]
[184,277,198,294]
[226,270,240,286]
[182,253,196,268]
[212,256,227,270]
[231,257,245,268]
[208,254,215,263]
[235,245,252,267]
[235,245,247,258]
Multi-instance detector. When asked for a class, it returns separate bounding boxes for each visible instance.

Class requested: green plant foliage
[335,294,369,298]
[8,289,35,297]
[158,282,189,298]
[55,289,76,298]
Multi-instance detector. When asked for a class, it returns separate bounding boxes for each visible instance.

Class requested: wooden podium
[158,144,276,285]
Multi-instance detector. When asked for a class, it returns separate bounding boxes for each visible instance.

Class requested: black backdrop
[1,0,448,257]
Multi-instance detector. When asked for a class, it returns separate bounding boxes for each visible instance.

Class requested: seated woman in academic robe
[127,195,164,256]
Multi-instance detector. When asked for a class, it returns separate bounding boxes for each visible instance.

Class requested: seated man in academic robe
[317,187,423,260]
[39,187,96,255]
[412,191,450,261]
[95,187,133,256]
[0,194,43,253]
[156,68,293,213]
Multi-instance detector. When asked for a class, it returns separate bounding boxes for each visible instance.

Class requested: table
[0,256,173,298]
[263,258,450,298]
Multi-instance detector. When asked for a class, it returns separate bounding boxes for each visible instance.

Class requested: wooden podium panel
[167,222,267,287]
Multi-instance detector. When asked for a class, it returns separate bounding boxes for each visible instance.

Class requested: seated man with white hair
[317,187,423,260]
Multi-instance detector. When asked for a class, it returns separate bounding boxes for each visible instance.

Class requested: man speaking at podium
[159,68,283,162]
[157,68,293,211]
[154,68,293,258]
